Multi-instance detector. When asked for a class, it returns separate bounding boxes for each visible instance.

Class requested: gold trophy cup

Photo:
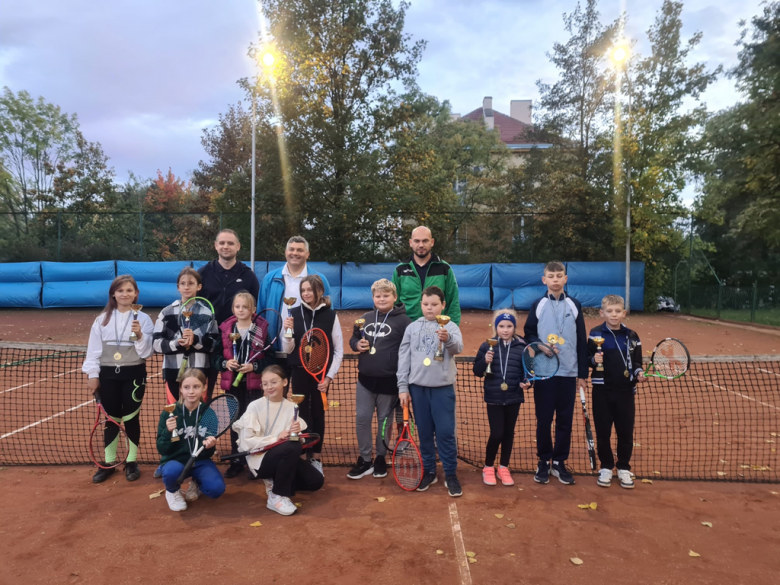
[289,394,305,441]
[485,338,498,374]
[283,297,297,338]
[593,337,605,372]
[163,403,179,442]
[433,315,451,361]
[129,304,143,341]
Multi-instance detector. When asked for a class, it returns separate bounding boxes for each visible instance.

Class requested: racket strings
[200,396,240,436]
[302,334,329,373]
[393,439,422,489]
[523,343,559,378]
[653,341,689,377]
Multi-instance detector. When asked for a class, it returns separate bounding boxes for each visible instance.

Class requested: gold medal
[305,346,312,354]
[423,357,432,367]
[113,352,122,361]
[500,382,508,391]
[369,347,376,355]
[624,370,629,378]
[557,337,565,345]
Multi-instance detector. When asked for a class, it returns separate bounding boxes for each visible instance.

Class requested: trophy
[163,403,179,442]
[283,297,297,338]
[593,337,605,372]
[485,338,498,375]
[128,304,143,341]
[229,332,241,361]
[288,394,305,441]
[181,309,193,328]
[433,315,451,361]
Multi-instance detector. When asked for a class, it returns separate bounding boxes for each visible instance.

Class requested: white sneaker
[597,468,613,488]
[166,489,188,512]
[266,490,297,516]
[310,459,323,476]
[617,469,635,489]
[184,480,201,502]
[263,479,273,493]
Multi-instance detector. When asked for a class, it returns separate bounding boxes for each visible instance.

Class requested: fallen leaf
[436,550,444,555]
[752,465,771,471]
[570,557,584,566]
[466,551,476,558]
[770,491,778,495]
[148,489,164,500]
[717,471,727,477]
[701,522,712,528]
[335,437,342,440]
[494,513,504,519]
[376,497,387,503]
[714,422,719,425]
[577,504,590,509]
[689,550,701,558]
[740,465,751,469]
[641,479,653,484]
[652,471,661,475]
[250,521,262,527]
[771,433,777,437]
[510,553,515,557]
[468,558,477,564]
[589,502,598,510]
[768,440,776,443]
[295,503,302,508]
[506,523,516,529]
[719,459,727,464]
[328,401,340,408]
[0,467,6,471]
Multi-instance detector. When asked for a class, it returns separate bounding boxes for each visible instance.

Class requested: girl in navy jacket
[473,310,530,487]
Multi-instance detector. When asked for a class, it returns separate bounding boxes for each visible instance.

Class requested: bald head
[409,226,434,264]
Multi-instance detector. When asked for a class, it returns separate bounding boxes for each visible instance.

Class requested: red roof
[461,108,533,144]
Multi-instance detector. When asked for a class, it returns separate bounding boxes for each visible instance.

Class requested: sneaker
[373,455,388,478]
[617,469,635,489]
[153,464,163,479]
[551,461,575,485]
[482,466,497,486]
[184,480,201,502]
[347,457,374,480]
[267,491,297,516]
[497,466,514,486]
[224,461,244,479]
[310,459,324,476]
[597,468,613,488]
[92,465,116,484]
[445,475,463,497]
[124,462,141,482]
[263,479,274,493]
[416,471,438,492]
[165,489,188,512]
[533,460,550,484]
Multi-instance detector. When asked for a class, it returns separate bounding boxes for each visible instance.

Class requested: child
[233,366,324,516]
[156,369,226,512]
[397,285,464,496]
[212,292,273,479]
[588,294,644,489]
[347,279,412,480]
[82,275,154,483]
[523,261,589,486]
[473,310,530,486]
[282,275,343,476]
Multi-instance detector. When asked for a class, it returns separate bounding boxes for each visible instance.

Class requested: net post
[751,281,757,323]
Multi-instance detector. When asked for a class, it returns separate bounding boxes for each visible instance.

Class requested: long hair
[177,369,208,404]
[300,275,330,309]
[101,275,139,326]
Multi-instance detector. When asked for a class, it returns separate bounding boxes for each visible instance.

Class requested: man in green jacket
[392,226,461,325]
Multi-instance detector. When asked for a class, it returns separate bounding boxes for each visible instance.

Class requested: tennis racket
[522,342,560,386]
[644,338,690,379]
[579,388,597,471]
[88,392,129,470]
[233,314,271,387]
[176,296,216,381]
[220,433,321,460]
[300,327,331,411]
[392,405,423,491]
[176,393,240,486]
[380,399,413,453]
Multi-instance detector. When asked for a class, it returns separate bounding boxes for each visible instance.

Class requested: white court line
[0,368,81,396]
[0,399,94,440]
[746,366,780,378]
[448,502,473,585]
[690,375,780,411]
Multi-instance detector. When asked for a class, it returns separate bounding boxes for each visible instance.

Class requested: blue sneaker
[551,461,575,485]
[153,464,163,479]
[534,460,550,484]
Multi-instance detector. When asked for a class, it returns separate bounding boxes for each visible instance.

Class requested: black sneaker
[551,461,575,485]
[373,455,388,478]
[416,471,438,492]
[92,465,116,484]
[445,475,463,497]
[224,461,244,479]
[124,462,141,482]
[347,457,374,480]
[534,460,550,484]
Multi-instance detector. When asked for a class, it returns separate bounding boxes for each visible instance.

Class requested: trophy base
[289,434,300,442]
[433,356,444,362]
[284,332,294,339]
[129,334,138,342]
[596,366,605,372]
[171,437,180,442]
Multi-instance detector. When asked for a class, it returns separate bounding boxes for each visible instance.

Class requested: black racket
[380,399,412,453]
[221,433,321,460]
[177,296,217,381]
[176,393,240,485]
[579,388,597,471]
[645,338,690,380]
[522,342,560,386]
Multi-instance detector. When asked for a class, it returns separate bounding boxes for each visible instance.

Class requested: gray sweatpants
[356,380,397,461]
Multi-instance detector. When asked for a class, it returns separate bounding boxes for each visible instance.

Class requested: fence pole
[139,212,144,260]
[717,284,723,319]
[56,211,61,261]
[751,282,757,323]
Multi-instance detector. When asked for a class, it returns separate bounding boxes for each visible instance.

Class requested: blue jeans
[162,459,226,498]
[533,377,577,462]
[409,384,458,476]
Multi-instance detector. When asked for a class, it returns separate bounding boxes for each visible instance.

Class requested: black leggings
[485,403,521,467]
[99,375,146,462]
[257,441,324,497]
[291,367,325,455]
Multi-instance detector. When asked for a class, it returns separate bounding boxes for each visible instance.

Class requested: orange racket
[299,327,331,411]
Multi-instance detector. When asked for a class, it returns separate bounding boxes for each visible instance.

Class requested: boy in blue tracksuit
[524,261,589,485]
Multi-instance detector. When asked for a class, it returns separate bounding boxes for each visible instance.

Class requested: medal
[557,337,565,345]
[500,383,508,391]
[423,357,432,367]
[624,370,629,378]
[305,345,312,354]
[370,347,377,355]
[497,340,511,393]
[113,352,122,361]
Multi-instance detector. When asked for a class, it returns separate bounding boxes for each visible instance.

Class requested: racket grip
[579,388,586,402]
[177,446,203,486]
[176,358,188,381]
[321,391,329,411]
[233,371,245,387]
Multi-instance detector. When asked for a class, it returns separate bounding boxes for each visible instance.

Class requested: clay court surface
[1,310,779,584]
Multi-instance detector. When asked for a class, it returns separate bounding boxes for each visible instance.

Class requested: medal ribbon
[550,294,567,339]
[607,327,632,379]
[369,309,391,353]
[264,397,284,438]
[497,338,511,387]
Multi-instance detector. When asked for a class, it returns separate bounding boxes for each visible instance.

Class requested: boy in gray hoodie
[397,286,464,496]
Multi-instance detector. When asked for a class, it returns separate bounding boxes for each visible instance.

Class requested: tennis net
[1,342,778,482]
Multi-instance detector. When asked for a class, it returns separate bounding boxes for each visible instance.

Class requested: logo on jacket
[364,323,392,339]
[412,326,438,355]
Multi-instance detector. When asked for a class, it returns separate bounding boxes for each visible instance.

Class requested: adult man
[258,236,331,355]
[198,229,260,324]
[392,226,461,325]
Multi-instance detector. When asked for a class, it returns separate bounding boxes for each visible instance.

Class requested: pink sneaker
[497,466,514,486]
[482,466,497,485]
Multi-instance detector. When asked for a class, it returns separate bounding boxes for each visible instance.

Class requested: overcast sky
[0,0,764,185]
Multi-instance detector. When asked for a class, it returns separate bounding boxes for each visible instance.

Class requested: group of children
[83,261,644,516]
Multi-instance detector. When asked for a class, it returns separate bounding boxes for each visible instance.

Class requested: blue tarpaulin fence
[0,261,644,311]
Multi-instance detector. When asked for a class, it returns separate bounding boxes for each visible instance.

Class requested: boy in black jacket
[588,294,644,489]
[347,279,412,480]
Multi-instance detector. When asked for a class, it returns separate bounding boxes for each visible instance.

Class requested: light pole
[250,50,275,273]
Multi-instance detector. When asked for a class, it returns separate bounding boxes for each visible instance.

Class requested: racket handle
[579,388,586,402]
[176,444,204,486]
[176,358,188,382]
[321,391,329,411]
[233,371,245,387]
